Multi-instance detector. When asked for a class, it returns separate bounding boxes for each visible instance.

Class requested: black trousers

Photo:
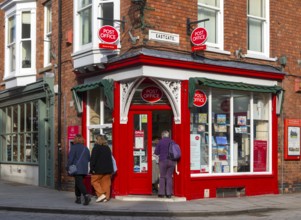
[74,175,87,197]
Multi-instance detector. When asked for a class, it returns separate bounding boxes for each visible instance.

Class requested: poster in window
[288,127,300,156]
[237,116,247,126]
[134,130,144,149]
[216,114,226,124]
[190,134,201,173]
[253,140,267,172]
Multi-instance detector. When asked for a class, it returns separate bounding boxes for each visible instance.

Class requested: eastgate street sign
[149,30,180,44]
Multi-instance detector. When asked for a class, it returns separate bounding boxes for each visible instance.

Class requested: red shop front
[73,51,284,200]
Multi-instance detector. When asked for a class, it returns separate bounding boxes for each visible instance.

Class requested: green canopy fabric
[189,77,283,108]
[71,79,114,114]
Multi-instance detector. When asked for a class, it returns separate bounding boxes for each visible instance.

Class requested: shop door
[128,109,173,195]
[128,111,153,194]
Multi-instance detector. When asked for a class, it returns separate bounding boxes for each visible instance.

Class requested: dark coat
[67,143,90,175]
[90,143,113,174]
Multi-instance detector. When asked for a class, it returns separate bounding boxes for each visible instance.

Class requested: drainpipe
[57,0,63,190]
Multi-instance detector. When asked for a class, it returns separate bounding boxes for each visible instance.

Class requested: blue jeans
[158,159,176,196]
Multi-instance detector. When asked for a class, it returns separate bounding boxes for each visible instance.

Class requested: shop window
[247,0,270,57]
[1,1,37,88]
[44,1,52,67]
[0,102,39,164]
[198,0,224,50]
[87,88,113,151]
[190,88,271,176]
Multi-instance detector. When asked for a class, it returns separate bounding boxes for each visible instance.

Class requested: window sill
[205,47,231,55]
[245,53,277,62]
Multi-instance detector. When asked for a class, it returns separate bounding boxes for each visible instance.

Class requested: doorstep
[115,195,186,202]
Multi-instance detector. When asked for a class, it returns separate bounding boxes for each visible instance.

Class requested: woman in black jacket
[90,134,113,202]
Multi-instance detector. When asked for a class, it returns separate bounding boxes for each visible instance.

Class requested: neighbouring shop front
[0,76,55,188]
[71,50,285,200]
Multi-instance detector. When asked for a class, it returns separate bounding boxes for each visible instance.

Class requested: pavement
[0,180,300,217]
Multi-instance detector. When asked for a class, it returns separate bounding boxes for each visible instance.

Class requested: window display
[190,88,271,175]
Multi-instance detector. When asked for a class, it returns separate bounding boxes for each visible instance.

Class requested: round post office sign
[98,25,119,44]
[193,90,207,107]
[190,27,208,45]
[141,86,163,103]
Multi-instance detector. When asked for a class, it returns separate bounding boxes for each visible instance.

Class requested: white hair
[161,130,169,138]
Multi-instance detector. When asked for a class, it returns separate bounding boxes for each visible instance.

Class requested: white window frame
[197,0,224,50]
[44,1,52,67]
[1,1,37,87]
[191,88,273,177]
[247,0,270,59]
[73,0,120,53]
[86,89,113,151]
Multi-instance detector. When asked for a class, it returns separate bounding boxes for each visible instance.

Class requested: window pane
[133,114,148,173]
[46,4,52,33]
[253,93,270,172]
[81,0,92,8]
[9,44,16,72]
[190,89,209,174]
[199,7,217,43]
[22,41,32,68]
[199,0,220,7]
[89,88,100,125]
[248,18,263,52]
[22,12,31,39]
[212,90,230,173]
[248,0,264,17]
[233,92,251,173]
[8,16,16,44]
[80,7,92,45]
[102,3,114,26]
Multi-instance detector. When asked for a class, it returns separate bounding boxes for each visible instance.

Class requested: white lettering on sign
[98,25,119,44]
[194,93,206,103]
[141,86,163,103]
[192,30,206,42]
[149,30,180,44]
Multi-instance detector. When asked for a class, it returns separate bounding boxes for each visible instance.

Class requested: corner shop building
[71,48,285,200]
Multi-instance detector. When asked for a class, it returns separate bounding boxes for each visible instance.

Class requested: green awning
[71,79,114,114]
[189,77,283,108]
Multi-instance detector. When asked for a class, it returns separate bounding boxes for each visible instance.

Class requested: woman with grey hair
[154,130,176,198]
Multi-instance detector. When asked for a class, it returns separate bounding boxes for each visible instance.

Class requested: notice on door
[134,130,144,149]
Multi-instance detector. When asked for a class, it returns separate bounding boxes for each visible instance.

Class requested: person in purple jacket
[154,130,176,198]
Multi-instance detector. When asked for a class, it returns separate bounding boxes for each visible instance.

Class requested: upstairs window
[44,2,52,67]
[21,12,32,68]
[78,0,92,46]
[73,0,120,69]
[99,0,114,26]
[247,0,269,57]
[198,0,224,49]
[1,0,37,87]
[7,15,16,73]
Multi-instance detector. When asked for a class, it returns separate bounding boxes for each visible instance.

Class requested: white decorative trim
[120,78,144,124]
[119,77,181,124]
[154,79,181,124]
